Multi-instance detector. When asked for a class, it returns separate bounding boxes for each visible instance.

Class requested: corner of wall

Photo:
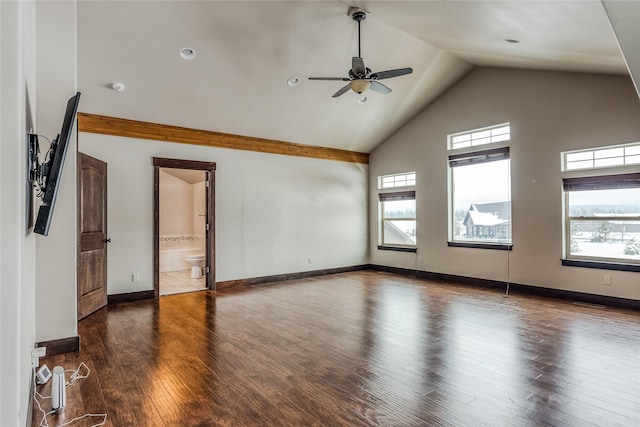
[0,0,38,425]
[34,0,78,342]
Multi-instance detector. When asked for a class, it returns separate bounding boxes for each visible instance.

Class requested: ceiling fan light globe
[349,80,371,94]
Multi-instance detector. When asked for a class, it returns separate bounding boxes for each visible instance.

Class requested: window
[379,191,416,250]
[563,173,640,266]
[379,171,416,189]
[448,123,510,150]
[563,142,640,171]
[449,147,511,247]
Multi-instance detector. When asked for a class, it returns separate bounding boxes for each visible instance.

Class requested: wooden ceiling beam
[77,113,369,165]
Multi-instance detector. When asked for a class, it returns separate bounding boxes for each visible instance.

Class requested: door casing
[153,157,216,296]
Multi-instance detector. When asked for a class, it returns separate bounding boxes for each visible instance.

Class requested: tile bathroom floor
[160,270,206,295]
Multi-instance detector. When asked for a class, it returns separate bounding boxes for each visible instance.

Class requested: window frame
[448,123,511,150]
[563,173,640,268]
[378,190,417,252]
[447,143,512,250]
[378,171,416,189]
[562,142,640,172]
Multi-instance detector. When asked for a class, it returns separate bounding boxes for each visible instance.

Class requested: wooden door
[77,153,108,319]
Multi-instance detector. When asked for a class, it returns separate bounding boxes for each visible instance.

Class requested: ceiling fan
[308,9,413,98]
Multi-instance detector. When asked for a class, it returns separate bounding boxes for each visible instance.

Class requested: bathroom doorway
[153,157,216,296]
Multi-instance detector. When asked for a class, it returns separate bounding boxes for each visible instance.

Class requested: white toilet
[184,254,206,278]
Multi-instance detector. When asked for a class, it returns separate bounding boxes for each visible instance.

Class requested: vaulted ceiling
[77,1,634,154]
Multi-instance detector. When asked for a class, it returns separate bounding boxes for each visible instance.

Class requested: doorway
[153,157,216,296]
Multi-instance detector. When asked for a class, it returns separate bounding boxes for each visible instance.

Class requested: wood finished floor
[33,271,640,426]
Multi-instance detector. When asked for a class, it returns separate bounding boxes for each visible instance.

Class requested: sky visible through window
[452,160,511,211]
[569,189,640,213]
[383,200,415,218]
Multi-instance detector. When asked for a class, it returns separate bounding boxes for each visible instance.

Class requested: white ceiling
[77,1,630,154]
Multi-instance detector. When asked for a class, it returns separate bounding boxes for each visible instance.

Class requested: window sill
[377,246,417,253]
[448,241,512,251]
[561,259,640,272]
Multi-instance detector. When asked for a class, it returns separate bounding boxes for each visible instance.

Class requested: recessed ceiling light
[112,82,125,92]
[358,96,368,104]
[505,39,520,44]
[287,76,301,87]
[180,47,196,60]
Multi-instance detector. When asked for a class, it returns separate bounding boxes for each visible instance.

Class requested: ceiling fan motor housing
[349,68,372,80]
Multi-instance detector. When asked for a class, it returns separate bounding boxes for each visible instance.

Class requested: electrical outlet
[132,273,140,282]
[31,347,46,368]
[603,274,611,285]
[308,257,312,264]
[417,255,423,264]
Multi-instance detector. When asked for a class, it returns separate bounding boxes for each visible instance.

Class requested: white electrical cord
[33,362,107,427]
[53,413,108,427]
[65,362,90,387]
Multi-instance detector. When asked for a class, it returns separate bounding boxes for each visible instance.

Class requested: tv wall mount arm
[28,132,58,200]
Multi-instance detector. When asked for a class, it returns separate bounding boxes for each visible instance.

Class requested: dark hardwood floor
[33,270,640,426]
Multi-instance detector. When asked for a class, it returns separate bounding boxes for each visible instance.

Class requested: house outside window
[563,173,640,266]
[448,125,512,249]
[378,172,416,252]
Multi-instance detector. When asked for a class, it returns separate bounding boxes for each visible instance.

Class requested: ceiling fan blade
[332,85,351,98]
[352,57,366,77]
[370,67,413,80]
[369,81,392,95]
[309,77,350,81]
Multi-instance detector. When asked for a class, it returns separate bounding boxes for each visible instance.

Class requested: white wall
[79,134,369,294]
[35,0,78,342]
[370,68,640,301]
[159,170,194,236]
[0,0,37,425]
[603,1,640,99]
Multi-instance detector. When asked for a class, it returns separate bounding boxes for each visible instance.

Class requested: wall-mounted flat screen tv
[34,92,81,236]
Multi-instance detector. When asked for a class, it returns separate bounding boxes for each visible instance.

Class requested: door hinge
[206,224,209,231]
[205,267,210,274]
[205,181,209,187]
